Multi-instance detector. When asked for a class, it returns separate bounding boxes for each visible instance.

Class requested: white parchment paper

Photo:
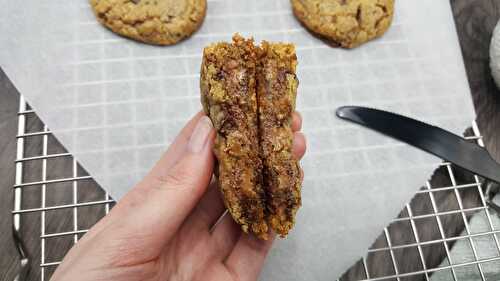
[0,0,475,280]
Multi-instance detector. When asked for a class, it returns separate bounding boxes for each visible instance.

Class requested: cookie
[291,0,394,48]
[200,35,269,239]
[90,0,206,45]
[201,35,302,239]
[256,42,301,237]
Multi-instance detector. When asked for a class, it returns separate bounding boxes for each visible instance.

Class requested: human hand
[51,112,306,281]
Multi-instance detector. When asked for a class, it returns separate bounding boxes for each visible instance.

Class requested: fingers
[77,111,206,240]
[293,131,307,160]
[100,116,216,262]
[140,111,205,186]
[182,179,226,231]
[210,212,241,259]
[224,233,276,281]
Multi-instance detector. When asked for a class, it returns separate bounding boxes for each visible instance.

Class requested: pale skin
[51,111,307,281]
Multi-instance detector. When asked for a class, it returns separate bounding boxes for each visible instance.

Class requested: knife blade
[336,106,500,184]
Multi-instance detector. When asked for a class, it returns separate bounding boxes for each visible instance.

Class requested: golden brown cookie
[90,0,206,45]
[291,0,394,48]
[200,35,302,239]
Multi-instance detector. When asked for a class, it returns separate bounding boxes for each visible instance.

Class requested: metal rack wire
[11,96,500,281]
[12,96,114,281]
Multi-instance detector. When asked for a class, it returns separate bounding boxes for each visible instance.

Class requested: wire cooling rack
[11,95,500,281]
[12,96,115,281]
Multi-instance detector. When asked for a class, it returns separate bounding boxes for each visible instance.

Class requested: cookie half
[90,0,206,45]
[256,42,301,237]
[291,0,394,48]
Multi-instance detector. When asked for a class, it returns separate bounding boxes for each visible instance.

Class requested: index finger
[139,111,204,186]
[225,233,276,281]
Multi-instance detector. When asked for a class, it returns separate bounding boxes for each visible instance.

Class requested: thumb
[98,116,215,261]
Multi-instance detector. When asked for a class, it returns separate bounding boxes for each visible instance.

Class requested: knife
[335,106,500,184]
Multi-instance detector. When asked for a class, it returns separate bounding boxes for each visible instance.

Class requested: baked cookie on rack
[90,0,206,45]
[291,0,394,48]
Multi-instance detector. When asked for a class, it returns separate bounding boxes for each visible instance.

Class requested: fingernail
[188,116,213,153]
